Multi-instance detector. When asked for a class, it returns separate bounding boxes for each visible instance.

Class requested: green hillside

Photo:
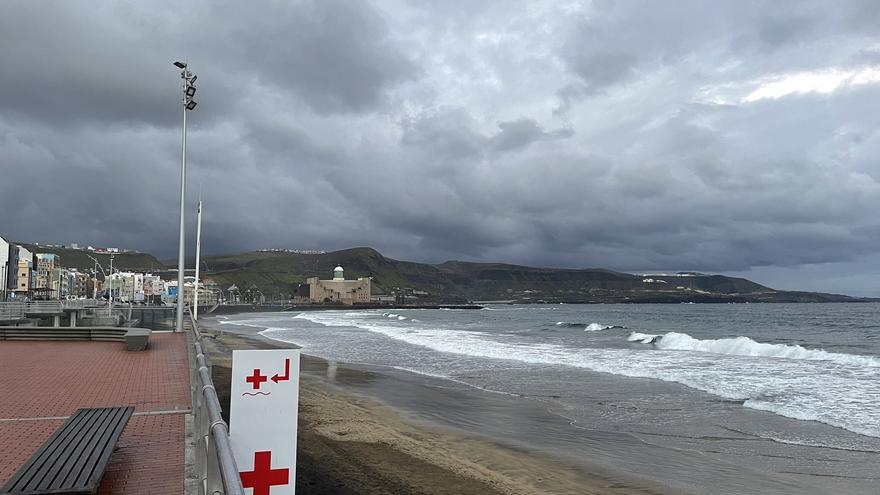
[196,247,866,303]
[27,242,864,303]
[18,244,165,274]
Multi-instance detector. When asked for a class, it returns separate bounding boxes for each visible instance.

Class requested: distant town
[0,235,390,307]
[0,235,223,306]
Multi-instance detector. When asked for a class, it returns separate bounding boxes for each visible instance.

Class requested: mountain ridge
[28,244,869,303]
[195,247,870,304]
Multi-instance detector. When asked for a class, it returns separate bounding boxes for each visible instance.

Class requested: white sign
[230,349,300,495]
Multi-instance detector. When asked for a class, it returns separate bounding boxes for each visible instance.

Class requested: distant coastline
[22,244,876,305]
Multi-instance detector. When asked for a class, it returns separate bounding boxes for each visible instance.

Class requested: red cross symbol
[240,451,289,495]
[246,368,268,390]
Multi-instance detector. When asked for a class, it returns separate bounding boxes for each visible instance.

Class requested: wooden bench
[1,407,134,495]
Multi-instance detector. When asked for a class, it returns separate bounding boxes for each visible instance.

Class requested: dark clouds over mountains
[2,1,879,295]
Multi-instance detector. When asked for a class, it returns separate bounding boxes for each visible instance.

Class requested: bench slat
[1,407,134,495]
[47,408,118,491]
[5,409,97,493]
[25,408,106,493]
[73,408,131,490]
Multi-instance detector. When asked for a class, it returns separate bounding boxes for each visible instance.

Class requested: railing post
[206,435,225,495]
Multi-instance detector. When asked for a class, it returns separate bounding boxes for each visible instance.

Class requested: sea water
[217,303,880,492]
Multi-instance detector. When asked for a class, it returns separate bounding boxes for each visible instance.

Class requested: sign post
[230,349,300,495]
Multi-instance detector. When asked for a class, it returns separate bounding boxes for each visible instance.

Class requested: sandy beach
[199,320,666,495]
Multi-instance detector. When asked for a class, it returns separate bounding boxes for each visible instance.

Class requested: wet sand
[200,323,666,495]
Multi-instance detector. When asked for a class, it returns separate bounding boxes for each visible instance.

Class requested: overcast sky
[2,0,879,295]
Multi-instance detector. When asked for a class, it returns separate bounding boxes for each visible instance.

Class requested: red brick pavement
[0,333,191,493]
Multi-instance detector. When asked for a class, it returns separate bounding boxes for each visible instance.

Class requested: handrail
[62,299,100,310]
[0,302,26,321]
[188,309,245,495]
[26,301,63,313]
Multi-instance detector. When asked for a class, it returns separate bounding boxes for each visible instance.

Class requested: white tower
[333,266,344,281]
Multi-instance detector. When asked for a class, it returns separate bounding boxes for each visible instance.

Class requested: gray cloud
[2,0,880,295]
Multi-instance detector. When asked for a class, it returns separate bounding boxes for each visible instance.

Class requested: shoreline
[204,310,880,495]
[199,320,668,495]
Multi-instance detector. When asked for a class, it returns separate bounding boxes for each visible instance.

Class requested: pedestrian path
[0,333,191,494]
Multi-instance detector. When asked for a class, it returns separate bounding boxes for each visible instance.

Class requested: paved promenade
[0,333,191,494]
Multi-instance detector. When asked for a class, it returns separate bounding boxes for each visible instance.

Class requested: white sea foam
[556,321,621,331]
[634,331,880,367]
[398,315,406,320]
[585,323,612,331]
[742,399,879,439]
[218,319,270,329]
[288,311,880,438]
[628,332,661,344]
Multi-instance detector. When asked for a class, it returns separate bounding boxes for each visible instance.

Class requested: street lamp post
[108,254,114,317]
[193,198,202,320]
[85,254,105,301]
[173,60,198,333]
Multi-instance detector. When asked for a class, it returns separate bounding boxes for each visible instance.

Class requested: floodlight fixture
[186,100,197,111]
[189,74,197,84]
[174,61,187,69]
[186,86,196,98]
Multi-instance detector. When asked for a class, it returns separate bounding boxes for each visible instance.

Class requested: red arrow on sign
[271,358,290,383]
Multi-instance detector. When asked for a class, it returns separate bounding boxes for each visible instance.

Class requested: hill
[197,247,870,304]
[18,244,165,274]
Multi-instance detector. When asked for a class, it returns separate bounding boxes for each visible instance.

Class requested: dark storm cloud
[191,0,419,114]
[2,0,880,295]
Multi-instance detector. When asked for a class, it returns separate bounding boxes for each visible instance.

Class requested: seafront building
[182,280,219,307]
[160,278,219,307]
[34,253,59,299]
[0,235,228,306]
[9,245,34,300]
[305,266,371,305]
[60,268,90,298]
[143,274,164,304]
[0,236,9,301]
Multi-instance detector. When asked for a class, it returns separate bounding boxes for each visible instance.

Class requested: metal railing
[0,302,26,321]
[188,310,245,495]
[62,299,100,310]
[25,301,63,314]
[0,299,99,321]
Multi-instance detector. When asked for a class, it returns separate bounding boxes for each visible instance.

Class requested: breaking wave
[627,332,661,344]
[631,331,880,367]
[284,311,880,438]
[555,322,624,331]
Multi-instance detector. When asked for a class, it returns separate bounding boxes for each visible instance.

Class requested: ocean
[216,303,880,493]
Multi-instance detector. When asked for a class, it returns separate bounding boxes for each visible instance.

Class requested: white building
[0,235,9,301]
[143,274,164,304]
[105,271,145,302]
